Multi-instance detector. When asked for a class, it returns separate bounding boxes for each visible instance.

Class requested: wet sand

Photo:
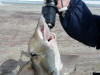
[0,3,100,75]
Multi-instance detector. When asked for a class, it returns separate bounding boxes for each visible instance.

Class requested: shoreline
[1,1,100,7]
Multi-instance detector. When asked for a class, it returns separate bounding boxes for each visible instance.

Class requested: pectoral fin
[17,61,34,75]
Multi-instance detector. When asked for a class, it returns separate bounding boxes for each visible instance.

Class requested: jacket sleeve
[59,0,100,48]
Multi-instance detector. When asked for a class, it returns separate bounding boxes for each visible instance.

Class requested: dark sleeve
[59,0,100,48]
[59,0,84,39]
[93,15,100,49]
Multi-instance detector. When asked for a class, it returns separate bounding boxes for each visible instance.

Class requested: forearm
[59,0,93,32]
[58,0,99,47]
[59,0,84,36]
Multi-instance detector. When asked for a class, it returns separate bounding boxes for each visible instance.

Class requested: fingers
[57,0,62,9]
[57,0,70,9]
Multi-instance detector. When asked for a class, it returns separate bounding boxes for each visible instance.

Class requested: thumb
[57,0,62,9]
[57,0,70,9]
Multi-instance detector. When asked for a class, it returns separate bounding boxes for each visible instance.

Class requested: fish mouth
[48,32,56,42]
[40,25,56,42]
[38,16,56,42]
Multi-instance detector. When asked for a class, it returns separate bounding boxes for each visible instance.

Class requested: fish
[17,16,63,75]
[17,16,79,75]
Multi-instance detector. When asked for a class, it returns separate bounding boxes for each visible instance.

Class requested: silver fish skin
[18,16,63,75]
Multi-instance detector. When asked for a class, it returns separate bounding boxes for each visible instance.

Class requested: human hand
[57,0,70,11]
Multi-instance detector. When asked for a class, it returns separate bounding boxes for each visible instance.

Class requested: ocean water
[2,1,43,4]
[83,0,100,1]
[83,0,100,7]
[1,0,100,7]
[0,0,42,4]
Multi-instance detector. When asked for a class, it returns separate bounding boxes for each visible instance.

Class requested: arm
[59,0,92,38]
[58,0,100,48]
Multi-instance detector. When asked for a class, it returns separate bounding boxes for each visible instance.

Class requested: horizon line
[1,0,100,6]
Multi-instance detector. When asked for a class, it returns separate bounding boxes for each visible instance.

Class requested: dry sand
[0,3,100,75]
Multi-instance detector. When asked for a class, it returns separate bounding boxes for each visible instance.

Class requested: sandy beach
[0,3,100,75]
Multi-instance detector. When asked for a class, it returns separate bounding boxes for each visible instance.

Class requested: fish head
[29,16,58,53]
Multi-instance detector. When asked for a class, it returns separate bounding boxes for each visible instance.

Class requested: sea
[1,0,100,7]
